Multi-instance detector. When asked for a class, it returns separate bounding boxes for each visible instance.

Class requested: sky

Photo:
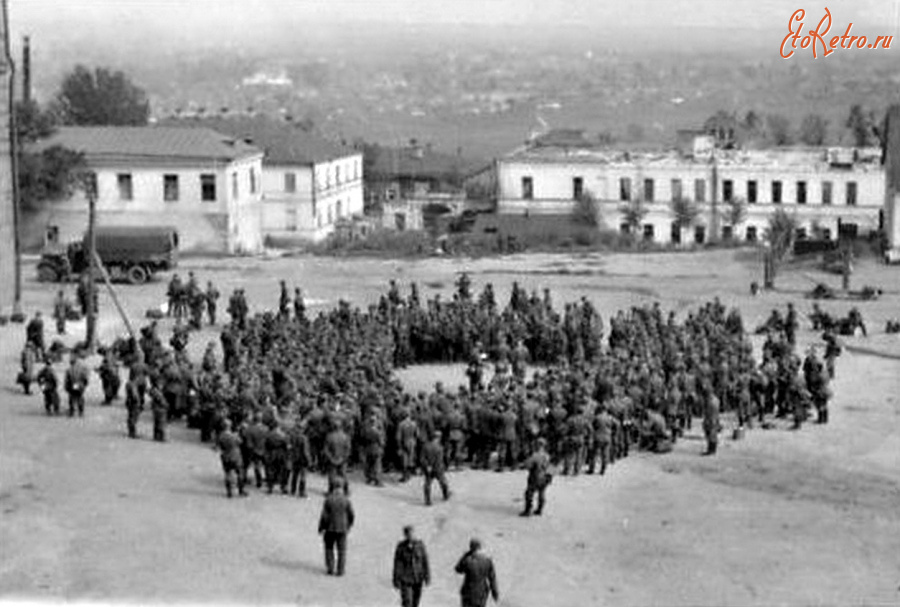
[8,0,897,35]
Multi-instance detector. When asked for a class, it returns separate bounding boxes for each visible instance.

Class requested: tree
[799,113,828,146]
[619,196,648,234]
[725,197,747,228]
[670,195,700,230]
[18,145,86,213]
[846,104,871,147]
[763,209,798,286]
[572,191,600,228]
[15,100,57,143]
[55,65,150,126]
[766,114,792,146]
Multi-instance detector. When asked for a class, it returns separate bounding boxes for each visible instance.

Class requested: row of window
[623,222,855,244]
[316,160,362,192]
[116,169,258,203]
[520,176,860,206]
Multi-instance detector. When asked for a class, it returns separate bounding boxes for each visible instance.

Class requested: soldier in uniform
[167,274,183,318]
[495,405,518,472]
[64,352,90,417]
[396,411,419,482]
[702,393,721,456]
[562,407,588,476]
[445,403,467,470]
[288,418,312,498]
[17,342,38,395]
[520,438,551,517]
[324,417,352,494]
[97,351,121,405]
[217,419,247,498]
[124,379,142,438]
[25,312,46,358]
[243,413,269,489]
[587,405,613,475]
[149,382,168,442]
[52,289,68,335]
[37,358,60,416]
[823,330,841,380]
[360,411,386,486]
[205,281,220,326]
[455,539,500,607]
[393,525,431,607]
[278,280,291,319]
[293,287,306,322]
[264,421,290,494]
[318,479,355,576]
[421,431,451,506]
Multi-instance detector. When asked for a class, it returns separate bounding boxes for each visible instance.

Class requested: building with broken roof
[35,126,265,254]
[168,116,363,243]
[497,133,885,245]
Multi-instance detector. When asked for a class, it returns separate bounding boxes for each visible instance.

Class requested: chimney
[22,35,30,104]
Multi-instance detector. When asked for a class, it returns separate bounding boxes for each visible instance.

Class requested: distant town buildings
[497,129,886,245]
[35,126,266,254]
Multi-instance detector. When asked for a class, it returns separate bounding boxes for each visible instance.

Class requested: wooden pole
[91,248,135,341]
[85,175,97,352]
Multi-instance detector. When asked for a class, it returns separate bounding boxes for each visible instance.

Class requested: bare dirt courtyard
[1,249,900,607]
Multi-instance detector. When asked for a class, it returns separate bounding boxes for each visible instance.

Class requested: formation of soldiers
[16,272,843,507]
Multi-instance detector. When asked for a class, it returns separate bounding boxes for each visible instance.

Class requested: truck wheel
[126,265,149,285]
[37,264,59,282]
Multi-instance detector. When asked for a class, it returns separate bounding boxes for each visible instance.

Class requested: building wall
[259,153,364,245]
[45,154,265,254]
[497,151,885,245]
[0,4,15,316]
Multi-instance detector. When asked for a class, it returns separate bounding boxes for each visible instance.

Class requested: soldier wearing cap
[393,525,430,607]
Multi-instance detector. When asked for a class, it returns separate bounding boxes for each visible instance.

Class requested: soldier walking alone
[318,479,355,576]
[455,538,499,607]
[392,525,430,607]
[520,437,552,517]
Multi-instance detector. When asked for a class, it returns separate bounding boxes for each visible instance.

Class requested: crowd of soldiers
[16,272,842,510]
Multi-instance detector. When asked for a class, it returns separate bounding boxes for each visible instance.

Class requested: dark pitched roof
[36,126,261,162]
[160,116,355,166]
[532,128,596,149]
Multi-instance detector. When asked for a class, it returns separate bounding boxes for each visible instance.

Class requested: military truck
[37,226,179,284]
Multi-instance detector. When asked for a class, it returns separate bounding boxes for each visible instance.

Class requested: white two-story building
[37,126,265,254]
[168,116,364,244]
[497,133,885,245]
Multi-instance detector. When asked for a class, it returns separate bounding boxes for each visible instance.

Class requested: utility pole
[84,172,97,352]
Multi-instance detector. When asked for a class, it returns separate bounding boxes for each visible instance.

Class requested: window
[163,174,179,202]
[336,199,343,218]
[822,228,832,240]
[670,222,681,244]
[249,168,257,194]
[642,223,655,242]
[694,225,706,244]
[722,225,733,241]
[796,181,807,204]
[285,173,297,193]
[694,179,706,202]
[746,226,758,242]
[643,178,654,202]
[573,176,583,200]
[336,165,341,184]
[619,222,631,235]
[822,181,833,205]
[723,179,734,202]
[521,176,534,200]
[620,177,631,201]
[747,180,757,203]
[326,167,332,188]
[200,174,216,202]
[117,173,133,201]
[232,173,239,199]
[795,227,807,240]
[846,181,857,206]
[671,179,682,201]
[772,181,782,203]
[327,205,333,224]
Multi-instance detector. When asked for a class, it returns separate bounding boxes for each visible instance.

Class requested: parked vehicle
[37,226,179,284]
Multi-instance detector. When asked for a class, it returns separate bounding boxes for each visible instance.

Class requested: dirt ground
[2,249,900,606]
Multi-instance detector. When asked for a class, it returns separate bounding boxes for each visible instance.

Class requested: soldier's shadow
[260,554,323,575]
